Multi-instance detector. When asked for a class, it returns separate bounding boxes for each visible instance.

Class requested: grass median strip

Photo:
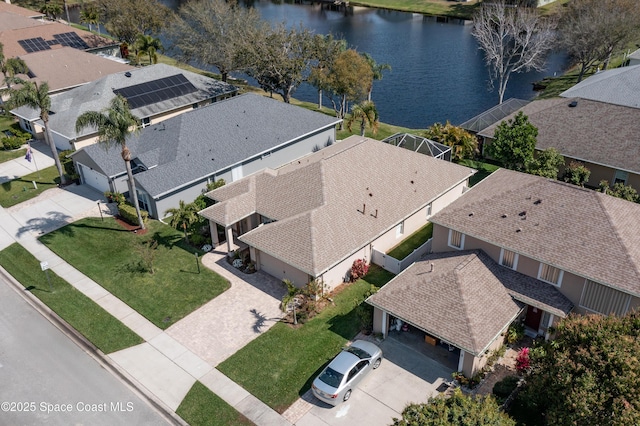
[176,381,254,426]
[0,243,143,354]
[40,218,230,329]
[217,265,395,413]
[0,165,60,208]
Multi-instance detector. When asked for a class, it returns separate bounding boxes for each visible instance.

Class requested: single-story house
[559,64,640,109]
[12,63,238,151]
[70,93,341,219]
[199,135,475,290]
[477,97,640,191]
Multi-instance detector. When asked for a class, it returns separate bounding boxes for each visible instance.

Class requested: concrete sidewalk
[0,140,55,184]
[0,181,291,425]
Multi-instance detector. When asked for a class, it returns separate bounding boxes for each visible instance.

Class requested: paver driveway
[166,250,286,366]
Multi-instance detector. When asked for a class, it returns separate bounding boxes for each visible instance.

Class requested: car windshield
[345,346,371,359]
[318,367,344,388]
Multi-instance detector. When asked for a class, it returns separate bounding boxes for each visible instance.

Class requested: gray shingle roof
[560,65,640,109]
[478,97,640,174]
[76,93,341,197]
[12,64,238,139]
[201,136,475,276]
[430,168,640,297]
[367,250,524,356]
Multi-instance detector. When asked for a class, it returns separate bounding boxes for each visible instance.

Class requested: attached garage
[77,163,110,193]
[257,250,309,288]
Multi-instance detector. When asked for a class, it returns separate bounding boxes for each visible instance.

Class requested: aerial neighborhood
[0,0,639,425]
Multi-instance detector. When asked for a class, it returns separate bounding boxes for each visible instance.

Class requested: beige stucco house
[199,136,475,290]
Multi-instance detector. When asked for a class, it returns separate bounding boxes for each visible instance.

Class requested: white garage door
[258,251,308,287]
[79,163,110,193]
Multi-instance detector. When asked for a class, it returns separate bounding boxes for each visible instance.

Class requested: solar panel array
[113,74,199,110]
[54,32,90,50]
[17,37,51,53]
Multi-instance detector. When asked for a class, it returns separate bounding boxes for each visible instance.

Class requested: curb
[0,266,188,426]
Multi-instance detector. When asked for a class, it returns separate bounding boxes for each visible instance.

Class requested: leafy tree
[522,312,640,426]
[599,180,639,202]
[0,43,28,90]
[562,161,590,187]
[322,49,373,127]
[360,52,391,101]
[424,121,478,161]
[345,100,379,137]
[75,95,145,229]
[97,0,169,45]
[557,0,640,82]
[80,5,101,35]
[9,80,68,185]
[245,23,316,103]
[167,0,263,83]
[471,0,556,104]
[135,34,163,65]
[487,112,537,172]
[281,279,302,325]
[135,238,158,274]
[308,34,347,109]
[392,388,515,426]
[527,147,564,178]
[165,200,199,244]
[40,1,63,20]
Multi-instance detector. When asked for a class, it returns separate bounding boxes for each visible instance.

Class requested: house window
[580,280,630,316]
[141,117,151,128]
[613,170,629,185]
[499,249,518,270]
[538,263,563,286]
[426,203,432,217]
[23,120,33,133]
[448,229,464,250]
[395,222,404,238]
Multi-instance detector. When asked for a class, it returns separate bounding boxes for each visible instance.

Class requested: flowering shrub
[350,259,369,282]
[515,347,530,373]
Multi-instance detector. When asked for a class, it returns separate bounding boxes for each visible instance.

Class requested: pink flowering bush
[350,259,369,282]
[515,347,530,373]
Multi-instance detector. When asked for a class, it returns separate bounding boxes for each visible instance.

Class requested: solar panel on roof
[113,74,198,110]
[53,32,90,50]
[17,38,51,53]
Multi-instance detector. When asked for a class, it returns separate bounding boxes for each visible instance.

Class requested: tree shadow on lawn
[151,231,184,250]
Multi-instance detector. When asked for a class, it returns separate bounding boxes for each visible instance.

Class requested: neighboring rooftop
[560,65,640,109]
[367,250,524,356]
[201,136,475,277]
[478,97,640,174]
[430,168,640,297]
[459,98,530,133]
[72,93,341,198]
[0,2,45,19]
[12,63,238,139]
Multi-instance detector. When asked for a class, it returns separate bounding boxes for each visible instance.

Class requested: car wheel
[343,389,352,402]
[373,358,381,369]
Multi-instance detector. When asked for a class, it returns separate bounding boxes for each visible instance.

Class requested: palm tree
[75,95,146,229]
[135,35,163,65]
[40,1,63,20]
[361,52,391,101]
[0,42,28,90]
[424,121,478,161]
[9,80,68,185]
[79,5,101,35]
[346,100,379,137]
[165,200,199,244]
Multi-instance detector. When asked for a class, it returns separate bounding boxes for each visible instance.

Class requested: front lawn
[387,222,433,260]
[39,218,230,329]
[0,147,27,163]
[217,265,394,413]
[176,382,254,426]
[0,243,143,353]
[0,166,60,207]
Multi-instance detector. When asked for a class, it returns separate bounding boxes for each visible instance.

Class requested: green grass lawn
[0,166,60,208]
[350,0,480,19]
[0,243,143,354]
[217,265,394,413]
[0,147,27,163]
[39,218,230,329]
[176,382,254,426]
[386,222,433,260]
[457,159,500,187]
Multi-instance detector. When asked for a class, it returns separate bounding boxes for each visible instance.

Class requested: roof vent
[534,199,542,205]
[518,211,526,217]
[468,212,474,217]
[516,228,522,233]
[501,214,508,218]
[124,71,132,77]
[569,100,578,107]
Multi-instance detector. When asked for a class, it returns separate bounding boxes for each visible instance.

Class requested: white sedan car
[311,340,383,406]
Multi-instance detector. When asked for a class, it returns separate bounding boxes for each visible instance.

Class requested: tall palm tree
[361,52,391,101]
[79,5,101,35]
[135,35,163,65]
[0,42,28,90]
[165,200,199,244]
[346,100,379,137]
[75,95,145,229]
[9,80,68,185]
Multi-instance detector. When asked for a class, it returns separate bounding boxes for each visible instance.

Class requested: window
[499,249,518,270]
[580,280,630,316]
[538,263,563,286]
[448,229,464,249]
[426,203,432,217]
[395,222,404,238]
[614,170,629,185]
[141,117,150,128]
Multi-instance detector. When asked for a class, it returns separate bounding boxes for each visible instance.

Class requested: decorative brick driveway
[166,250,286,366]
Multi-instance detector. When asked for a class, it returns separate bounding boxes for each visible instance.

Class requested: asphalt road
[0,275,170,425]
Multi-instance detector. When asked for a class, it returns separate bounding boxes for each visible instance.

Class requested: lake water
[76,1,570,129]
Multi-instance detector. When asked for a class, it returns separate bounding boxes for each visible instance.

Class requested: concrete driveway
[292,336,455,426]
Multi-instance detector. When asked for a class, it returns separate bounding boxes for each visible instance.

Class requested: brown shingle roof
[430,168,640,296]
[478,98,640,174]
[200,136,475,276]
[367,251,523,355]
